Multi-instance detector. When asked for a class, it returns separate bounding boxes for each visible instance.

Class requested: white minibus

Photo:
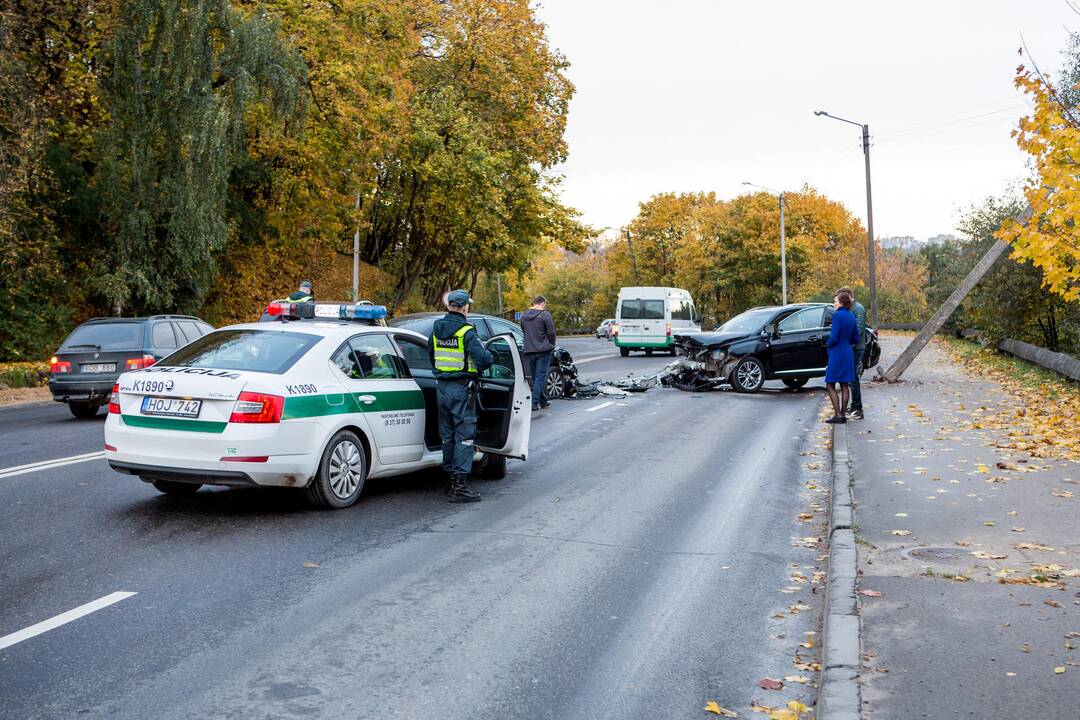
[613,287,700,356]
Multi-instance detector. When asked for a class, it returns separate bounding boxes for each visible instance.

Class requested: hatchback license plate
[141,396,202,418]
[81,363,116,373]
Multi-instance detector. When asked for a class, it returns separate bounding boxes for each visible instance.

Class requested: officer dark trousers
[437,378,481,502]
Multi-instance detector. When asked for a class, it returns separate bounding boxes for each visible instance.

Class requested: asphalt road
[1,338,831,719]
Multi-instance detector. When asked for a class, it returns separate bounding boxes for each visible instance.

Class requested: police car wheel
[306,430,367,509]
[619,347,630,357]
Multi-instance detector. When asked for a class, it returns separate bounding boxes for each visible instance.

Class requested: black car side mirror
[763,323,778,337]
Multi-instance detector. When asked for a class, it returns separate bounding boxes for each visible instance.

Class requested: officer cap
[446,289,473,308]
[299,280,313,291]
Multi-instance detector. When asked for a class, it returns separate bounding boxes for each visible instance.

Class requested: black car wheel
[475,453,507,480]
[151,479,201,496]
[782,377,808,390]
[68,402,101,419]
[544,367,564,399]
[731,356,766,393]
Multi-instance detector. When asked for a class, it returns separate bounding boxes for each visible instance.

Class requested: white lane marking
[585,401,616,413]
[0,451,106,480]
[572,355,612,365]
[0,591,137,651]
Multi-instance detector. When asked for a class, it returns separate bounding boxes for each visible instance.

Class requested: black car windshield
[61,322,144,351]
[158,329,320,374]
[388,317,436,337]
[717,309,776,334]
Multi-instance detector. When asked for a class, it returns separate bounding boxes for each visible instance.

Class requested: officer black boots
[447,473,481,503]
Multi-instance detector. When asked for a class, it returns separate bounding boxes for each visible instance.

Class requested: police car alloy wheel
[306,430,367,509]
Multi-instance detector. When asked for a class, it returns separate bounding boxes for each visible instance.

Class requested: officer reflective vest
[433,325,476,374]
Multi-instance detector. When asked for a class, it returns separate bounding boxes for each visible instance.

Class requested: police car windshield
[159,329,320,375]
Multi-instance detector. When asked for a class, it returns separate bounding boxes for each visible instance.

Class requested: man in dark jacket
[520,296,556,411]
[428,289,494,503]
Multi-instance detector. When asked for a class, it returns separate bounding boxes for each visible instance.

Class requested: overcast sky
[534,0,1076,242]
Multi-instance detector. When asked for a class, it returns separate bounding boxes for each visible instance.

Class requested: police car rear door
[475,334,532,460]
[332,333,426,464]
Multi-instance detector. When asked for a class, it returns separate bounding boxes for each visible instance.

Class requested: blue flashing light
[342,304,388,321]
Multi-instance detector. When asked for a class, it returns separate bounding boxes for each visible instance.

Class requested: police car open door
[475,334,532,460]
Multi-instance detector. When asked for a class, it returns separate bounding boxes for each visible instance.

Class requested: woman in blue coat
[824,289,860,424]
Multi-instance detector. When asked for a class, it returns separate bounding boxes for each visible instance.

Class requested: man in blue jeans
[520,296,556,411]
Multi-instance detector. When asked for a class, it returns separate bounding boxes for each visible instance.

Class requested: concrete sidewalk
[848,336,1079,719]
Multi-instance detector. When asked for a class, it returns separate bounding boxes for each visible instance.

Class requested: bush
[0,361,50,389]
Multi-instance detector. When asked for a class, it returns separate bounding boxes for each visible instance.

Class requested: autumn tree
[997,42,1080,301]
[96,0,307,316]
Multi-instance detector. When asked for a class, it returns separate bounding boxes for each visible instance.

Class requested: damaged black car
[388,312,578,399]
[664,303,882,393]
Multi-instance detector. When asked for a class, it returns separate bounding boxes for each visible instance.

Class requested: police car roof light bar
[266,300,387,323]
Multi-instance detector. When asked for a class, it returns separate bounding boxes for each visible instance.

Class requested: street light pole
[814,110,877,326]
[779,191,787,305]
[625,229,639,280]
[352,191,361,301]
[742,181,788,305]
[861,124,877,328]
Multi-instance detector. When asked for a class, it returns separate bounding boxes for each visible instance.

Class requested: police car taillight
[109,384,120,414]
[125,355,155,370]
[666,322,672,337]
[611,323,619,336]
[229,391,284,424]
[50,356,72,373]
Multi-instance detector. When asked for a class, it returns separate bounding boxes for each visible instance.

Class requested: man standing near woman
[838,286,867,419]
[824,288,860,424]
[520,296,557,412]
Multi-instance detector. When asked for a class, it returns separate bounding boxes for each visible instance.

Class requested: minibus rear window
[620,299,664,320]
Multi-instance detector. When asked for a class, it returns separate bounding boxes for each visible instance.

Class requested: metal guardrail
[997,338,1080,382]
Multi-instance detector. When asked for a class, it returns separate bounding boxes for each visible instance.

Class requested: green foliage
[97,0,306,315]
[0,361,50,389]
[956,195,1080,354]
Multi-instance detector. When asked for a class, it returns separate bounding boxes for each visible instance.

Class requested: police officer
[283,280,314,302]
[429,289,493,503]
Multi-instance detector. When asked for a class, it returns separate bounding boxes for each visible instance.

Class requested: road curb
[818,423,861,720]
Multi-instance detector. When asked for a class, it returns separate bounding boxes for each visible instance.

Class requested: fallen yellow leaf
[704,700,737,717]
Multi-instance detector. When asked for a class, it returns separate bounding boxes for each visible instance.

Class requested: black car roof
[80,315,205,324]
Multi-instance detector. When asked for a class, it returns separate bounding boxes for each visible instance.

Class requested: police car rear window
[159,330,320,375]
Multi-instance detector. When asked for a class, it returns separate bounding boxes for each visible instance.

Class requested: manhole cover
[907,547,968,564]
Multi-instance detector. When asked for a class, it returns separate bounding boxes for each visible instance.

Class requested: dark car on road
[48,316,214,418]
[388,312,578,399]
[669,303,881,393]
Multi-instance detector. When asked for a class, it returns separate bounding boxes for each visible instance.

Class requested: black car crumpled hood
[674,331,749,349]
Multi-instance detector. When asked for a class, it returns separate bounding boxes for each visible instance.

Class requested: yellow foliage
[996,64,1080,301]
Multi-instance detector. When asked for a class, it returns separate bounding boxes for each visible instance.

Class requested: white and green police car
[104,301,532,508]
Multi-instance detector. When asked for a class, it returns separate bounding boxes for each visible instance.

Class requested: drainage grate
[907,547,968,564]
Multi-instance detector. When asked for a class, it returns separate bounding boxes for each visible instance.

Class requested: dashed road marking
[0,591,137,651]
[0,451,106,480]
[585,401,616,413]
[573,355,613,365]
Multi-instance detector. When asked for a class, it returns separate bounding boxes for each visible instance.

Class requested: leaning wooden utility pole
[879,204,1033,383]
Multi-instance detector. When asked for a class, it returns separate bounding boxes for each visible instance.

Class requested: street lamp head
[741,181,752,185]
[814,110,826,116]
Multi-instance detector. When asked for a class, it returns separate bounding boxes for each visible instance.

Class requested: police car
[103,301,532,508]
